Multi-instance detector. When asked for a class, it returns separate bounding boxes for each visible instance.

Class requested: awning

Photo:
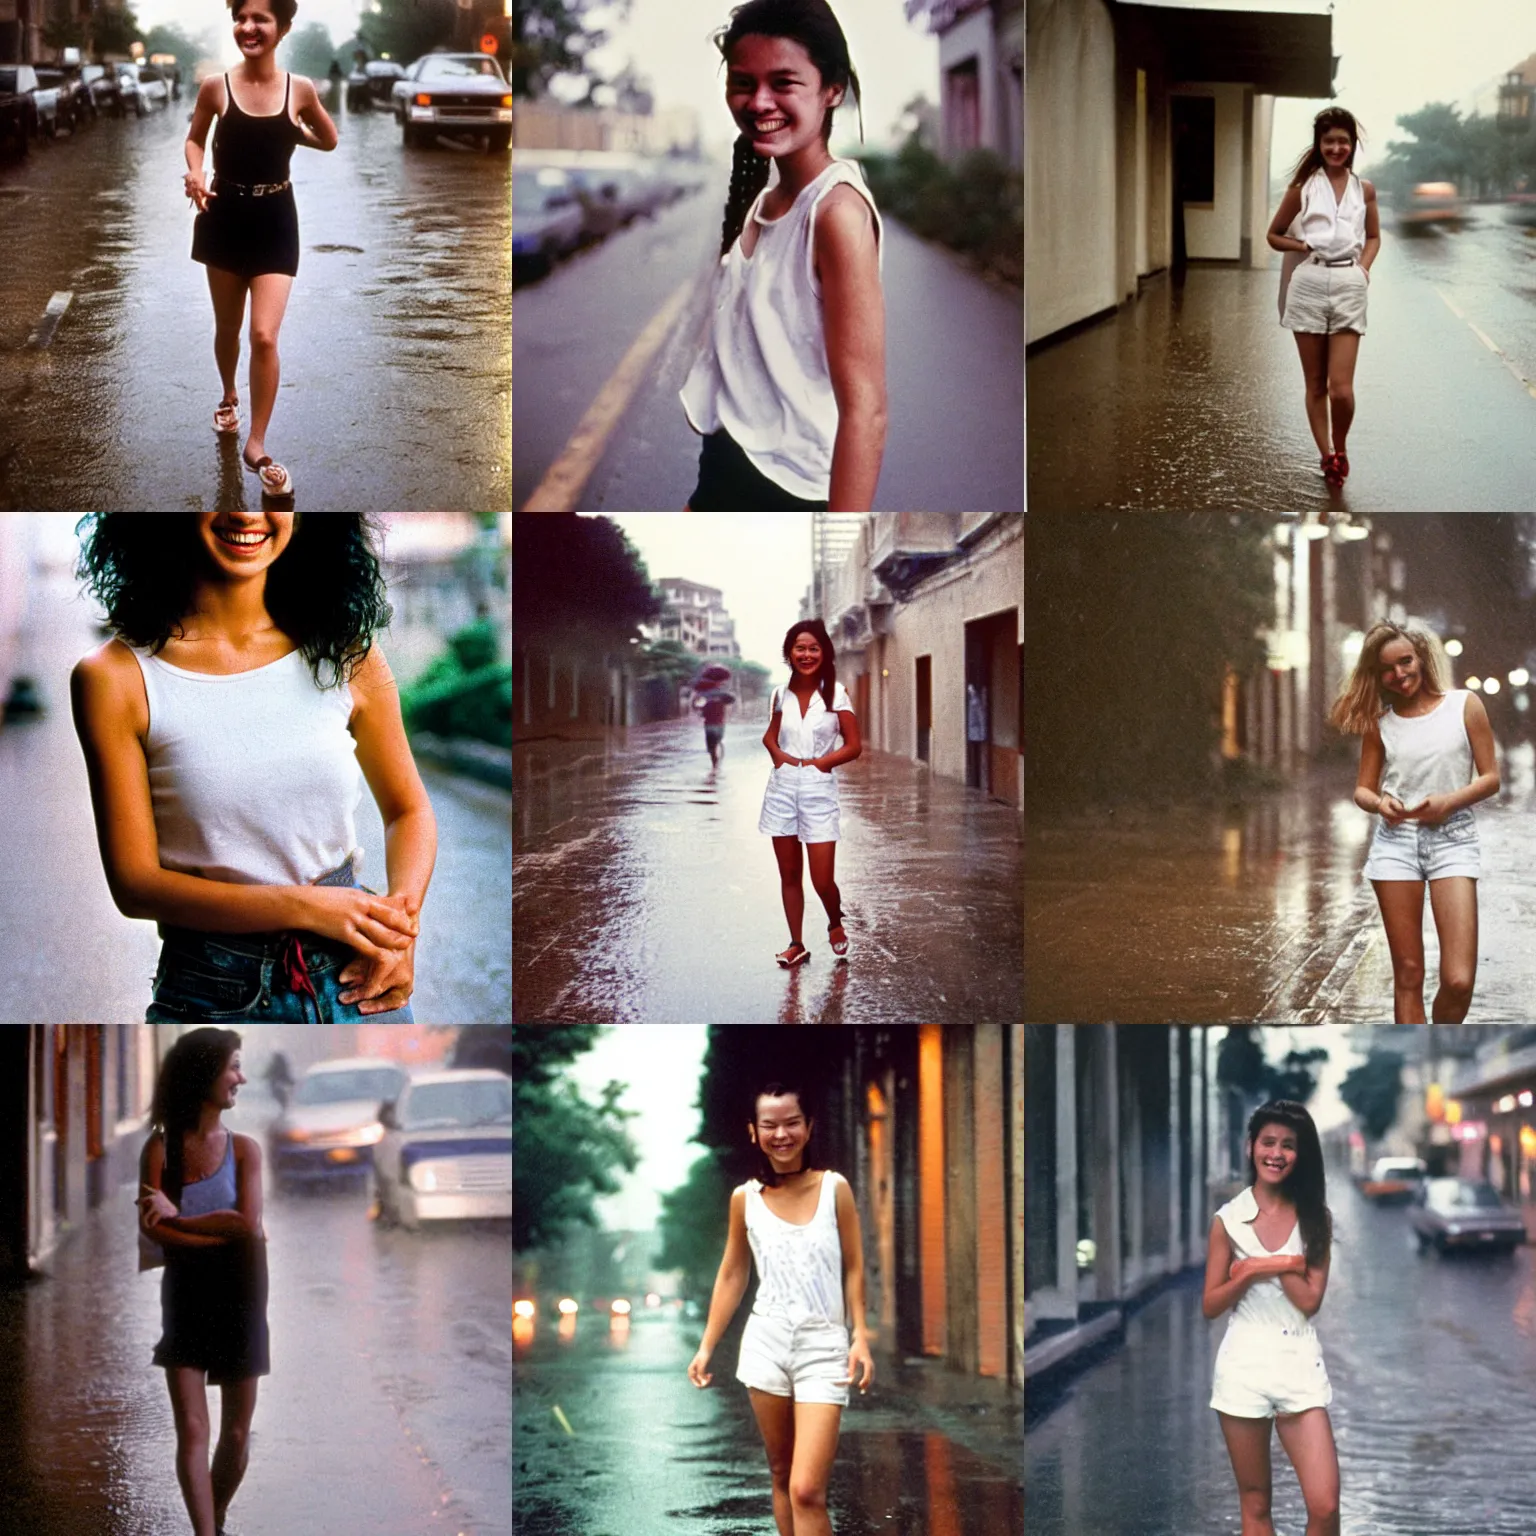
[1115,2,1334,98]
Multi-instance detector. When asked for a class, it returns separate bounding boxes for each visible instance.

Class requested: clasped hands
[139,1185,178,1228]
[773,752,833,774]
[1229,1253,1306,1285]
[1379,792,1457,827]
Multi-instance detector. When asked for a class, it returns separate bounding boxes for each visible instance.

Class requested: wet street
[0,92,509,511]
[512,173,1024,513]
[1026,1173,1536,1535]
[0,555,512,1024]
[512,717,1023,1024]
[513,1298,1022,1535]
[0,1082,511,1535]
[1025,746,1536,1024]
[1028,210,1536,511]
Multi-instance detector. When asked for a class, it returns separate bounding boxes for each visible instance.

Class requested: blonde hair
[1328,621,1451,736]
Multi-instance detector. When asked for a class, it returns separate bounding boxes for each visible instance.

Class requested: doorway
[963,610,1020,806]
[915,655,932,763]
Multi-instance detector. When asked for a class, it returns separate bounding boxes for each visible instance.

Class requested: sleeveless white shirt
[1378,690,1474,807]
[770,680,853,760]
[741,1170,846,1328]
[1288,167,1366,261]
[680,157,883,502]
[128,644,364,887]
[1216,1186,1313,1332]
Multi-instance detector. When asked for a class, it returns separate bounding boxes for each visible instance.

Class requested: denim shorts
[1363,808,1480,883]
[145,855,417,1024]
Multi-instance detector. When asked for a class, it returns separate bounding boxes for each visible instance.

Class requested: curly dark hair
[149,1028,242,1204]
[74,514,392,691]
[780,618,837,713]
[227,0,297,30]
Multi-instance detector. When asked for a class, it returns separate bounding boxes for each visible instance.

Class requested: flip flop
[213,397,239,434]
[828,922,849,961]
[775,943,810,969]
[242,451,293,497]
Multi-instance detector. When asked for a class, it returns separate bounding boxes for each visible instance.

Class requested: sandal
[775,942,811,969]
[213,397,239,434]
[242,450,293,497]
[1334,451,1350,482]
[1321,452,1344,489]
[828,919,849,960]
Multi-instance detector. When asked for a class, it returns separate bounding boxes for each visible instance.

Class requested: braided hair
[713,0,863,258]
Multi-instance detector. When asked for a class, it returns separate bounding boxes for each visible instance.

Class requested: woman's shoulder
[832,680,854,711]
[232,1131,261,1157]
[71,637,148,732]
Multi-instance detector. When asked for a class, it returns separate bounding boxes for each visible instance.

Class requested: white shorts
[1210,1321,1332,1419]
[1282,257,1368,335]
[758,763,841,843]
[1362,807,1480,882]
[735,1312,850,1406]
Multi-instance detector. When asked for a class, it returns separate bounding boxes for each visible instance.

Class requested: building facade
[911,0,1024,168]
[645,578,742,660]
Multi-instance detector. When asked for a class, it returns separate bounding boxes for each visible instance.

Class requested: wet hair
[780,618,837,713]
[148,1028,242,1205]
[1328,620,1449,736]
[1287,105,1365,188]
[749,1079,819,1189]
[228,0,298,30]
[1246,1100,1332,1269]
[75,514,393,691]
[713,0,863,257]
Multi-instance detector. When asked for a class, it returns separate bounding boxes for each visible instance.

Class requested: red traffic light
[479,33,498,54]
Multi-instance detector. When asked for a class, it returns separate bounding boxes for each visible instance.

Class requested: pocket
[1438,812,1477,844]
[150,957,265,1020]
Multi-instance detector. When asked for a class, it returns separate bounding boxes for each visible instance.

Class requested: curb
[410,731,511,790]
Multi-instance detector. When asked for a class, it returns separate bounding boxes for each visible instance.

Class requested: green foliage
[1217,1028,1327,1106]
[637,638,699,688]
[281,22,338,80]
[359,0,457,68]
[511,0,631,100]
[513,513,662,654]
[1339,1051,1405,1143]
[400,618,510,747]
[42,14,87,49]
[655,1153,733,1300]
[92,2,143,57]
[449,616,500,672]
[1377,101,1536,202]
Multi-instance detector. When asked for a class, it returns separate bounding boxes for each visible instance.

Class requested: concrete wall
[1170,82,1245,259]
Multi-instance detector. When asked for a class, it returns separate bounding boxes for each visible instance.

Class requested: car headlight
[409,1164,439,1193]
[1444,1224,1462,1236]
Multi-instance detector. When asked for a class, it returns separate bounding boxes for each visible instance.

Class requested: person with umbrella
[692,664,737,765]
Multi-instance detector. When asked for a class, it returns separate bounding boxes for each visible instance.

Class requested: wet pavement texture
[0,92,509,511]
[1026,1174,1536,1536]
[513,1298,1021,1535]
[1028,212,1536,511]
[1025,745,1536,1024]
[0,553,511,1023]
[513,172,1023,513]
[512,717,1023,1024]
[0,1083,511,1534]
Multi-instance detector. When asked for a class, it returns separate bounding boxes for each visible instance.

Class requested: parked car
[391,52,512,151]
[0,65,40,154]
[1399,180,1464,231]
[1360,1156,1427,1203]
[34,68,93,132]
[115,62,169,117]
[513,165,586,280]
[267,1057,408,1190]
[80,64,122,117]
[1410,1178,1526,1254]
[373,1070,511,1230]
[347,60,405,111]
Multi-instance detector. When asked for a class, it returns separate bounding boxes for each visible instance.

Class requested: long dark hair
[1246,1100,1332,1269]
[781,618,837,712]
[75,514,393,691]
[713,0,863,257]
[149,1028,242,1204]
[749,1079,820,1189]
[1287,106,1365,188]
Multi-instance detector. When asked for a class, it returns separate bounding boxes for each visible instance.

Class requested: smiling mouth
[215,526,270,550]
[751,117,788,135]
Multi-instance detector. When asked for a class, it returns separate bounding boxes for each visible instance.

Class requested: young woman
[1266,107,1379,490]
[687,1081,875,1536]
[1330,621,1499,1023]
[681,0,886,512]
[70,513,436,1022]
[759,620,861,967]
[184,0,339,499]
[1204,1101,1338,1536]
[138,1029,266,1536]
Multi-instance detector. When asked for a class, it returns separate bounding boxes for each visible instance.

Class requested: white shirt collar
[1231,1185,1260,1223]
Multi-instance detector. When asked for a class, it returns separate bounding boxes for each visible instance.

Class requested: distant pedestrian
[693,685,735,764]
[263,1050,295,1107]
[138,1028,267,1536]
[1267,107,1379,490]
[1204,1100,1339,1536]
[70,514,435,1022]
[687,1080,875,1536]
[681,0,886,511]
[758,619,860,965]
[182,0,340,499]
[1330,621,1498,1022]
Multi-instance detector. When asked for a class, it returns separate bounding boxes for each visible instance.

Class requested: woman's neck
[789,671,819,695]
[194,1104,225,1138]
[183,575,276,644]
[240,54,280,84]
[774,139,835,201]
[1392,688,1442,716]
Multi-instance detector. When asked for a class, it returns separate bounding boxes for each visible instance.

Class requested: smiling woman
[69,513,437,1023]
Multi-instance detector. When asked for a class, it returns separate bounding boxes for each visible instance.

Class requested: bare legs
[1292,330,1361,460]
[805,841,843,946]
[772,837,843,955]
[1293,333,1330,456]
[206,267,248,409]
[748,1390,843,1536]
[245,273,293,466]
[1220,1409,1338,1536]
[1372,876,1478,1023]
[165,1368,259,1536]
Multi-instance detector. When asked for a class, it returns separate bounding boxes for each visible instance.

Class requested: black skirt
[152,1239,270,1384]
[192,185,299,280]
[690,429,830,511]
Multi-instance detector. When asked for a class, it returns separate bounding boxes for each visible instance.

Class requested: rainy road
[1027,209,1536,512]
[0,93,510,511]
[1025,1173,1536,1536]
[1025,745,1536,1024]
[512,166,1024,513]
[513,1300,1022,1536]
[0,1084,511,1535]
[512,717,1023,1025]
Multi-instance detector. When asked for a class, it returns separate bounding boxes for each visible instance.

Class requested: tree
[92,1,143,58]
[1339,1050,1405,1143]
[655,1153,734,1301]
[511,0,632,101]
[1217,1028,1327,1106]
[512,1027,639,1253]
[281,22,338,80]
[359,0,457,67]
[637,638,699,688]
[142,23,207,74]
[512,513,662,653]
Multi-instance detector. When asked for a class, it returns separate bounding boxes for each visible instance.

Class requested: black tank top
[213,71,302,184]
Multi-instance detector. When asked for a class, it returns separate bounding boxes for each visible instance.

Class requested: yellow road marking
[521,278,696,512]
[1433,285,1464,320]
[552,1404,575,1436]
[1469,323,1500,354]
[1433,284,1536,397]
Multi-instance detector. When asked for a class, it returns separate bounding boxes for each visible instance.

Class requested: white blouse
[770,681,853,760]
[1288,167,1366,262]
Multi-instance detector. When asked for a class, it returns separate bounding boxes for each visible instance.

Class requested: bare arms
[1201,1216,1328,1321]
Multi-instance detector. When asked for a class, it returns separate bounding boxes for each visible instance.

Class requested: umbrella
[694,664,733,686]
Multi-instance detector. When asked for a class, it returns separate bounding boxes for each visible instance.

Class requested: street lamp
[1466,677,1483,691]
[1444,638,1463,657]
[1485,677,1502,695]
[1510,667,1530,687]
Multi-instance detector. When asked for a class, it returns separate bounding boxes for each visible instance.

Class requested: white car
[392,52,512,151]
[115,62,169,116]
[373,1069,511,1229]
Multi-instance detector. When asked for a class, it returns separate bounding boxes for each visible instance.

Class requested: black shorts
[192,185,300,280]
[689,429,828,511]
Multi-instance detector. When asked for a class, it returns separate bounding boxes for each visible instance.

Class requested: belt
[213,177,291,197]
[1309,254,1357,267]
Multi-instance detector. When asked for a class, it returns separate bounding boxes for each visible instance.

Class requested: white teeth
[218,529,268,546]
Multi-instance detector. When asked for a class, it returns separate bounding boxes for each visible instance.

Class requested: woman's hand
[293,887,419,962]
[337,932,416,1015]
[1410,794,1454,826]
[810,756,833,773]
[139,1185,177,1228]
[687,1346,714,1388]
[841,1335,874,1394]
[1379,794,1411,826]
[183,170,215,211]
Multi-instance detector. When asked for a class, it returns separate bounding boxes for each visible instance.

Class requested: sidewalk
[1027,247,1536,510]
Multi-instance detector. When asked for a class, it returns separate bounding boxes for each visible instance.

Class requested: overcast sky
[135,0,367,62]
[565,1025,711,1231]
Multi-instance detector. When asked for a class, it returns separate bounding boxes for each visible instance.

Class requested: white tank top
[680,158,883,502]
[741,1169,846,1328]
[1377,690,1474,808]
[1216,1186,1314,1332]
[1288,166,1366,261]
[128,643,364,887]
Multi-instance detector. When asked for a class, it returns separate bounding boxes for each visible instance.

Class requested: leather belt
[213,177,291,196]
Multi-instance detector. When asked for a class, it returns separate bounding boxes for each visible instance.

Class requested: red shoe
[1321,452,1344,489]
[1334,451,1350,481]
